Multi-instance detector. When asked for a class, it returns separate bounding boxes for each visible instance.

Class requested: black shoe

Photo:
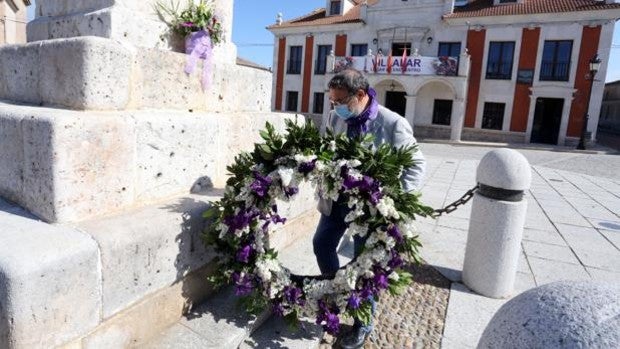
[340,325,371,349]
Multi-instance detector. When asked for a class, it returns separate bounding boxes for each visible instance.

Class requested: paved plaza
[416,141,620,348]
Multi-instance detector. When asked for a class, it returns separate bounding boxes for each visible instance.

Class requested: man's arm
[392,118,426,192]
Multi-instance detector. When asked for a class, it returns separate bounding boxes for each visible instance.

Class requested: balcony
[540,61,570,82]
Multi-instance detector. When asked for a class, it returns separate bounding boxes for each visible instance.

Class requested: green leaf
[284,310,300,330]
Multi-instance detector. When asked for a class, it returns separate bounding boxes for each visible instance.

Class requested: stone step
[0,187,319,348]
[238,315,323,349]
[139,286,270,349]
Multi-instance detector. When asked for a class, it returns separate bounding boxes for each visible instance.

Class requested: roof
[444,0,620,18]
[267,0,378,30]
[236,57,271,72]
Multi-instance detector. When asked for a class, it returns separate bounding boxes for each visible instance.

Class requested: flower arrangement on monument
[202,120,433,334]
[156,0,224,90]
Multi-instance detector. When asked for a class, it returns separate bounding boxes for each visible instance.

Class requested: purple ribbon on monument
[185,30,213,91]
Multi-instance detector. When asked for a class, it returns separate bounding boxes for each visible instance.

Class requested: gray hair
[328,69,370,96]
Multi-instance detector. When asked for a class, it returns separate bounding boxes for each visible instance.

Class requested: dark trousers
[312,199,376,331]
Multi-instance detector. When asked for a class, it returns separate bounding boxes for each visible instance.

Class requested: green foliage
[155,0,224,44]
[387,270,413,296]
[239,291,268,316]
[284,310,301,330]
[348,300,374,326]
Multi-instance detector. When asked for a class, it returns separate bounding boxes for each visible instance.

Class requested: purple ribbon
[185,30,213,91]
[346,88,379,138]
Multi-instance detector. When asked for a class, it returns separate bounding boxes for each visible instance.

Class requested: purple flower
[180,21,195,28]
[388,249,404,269]
[232,272,254,296]
[387,225,403,243]
[316,300,341,335]
[236,245,253,263]
[324,313,340,334]
[249,171,272,198]
[360,284,374,299]
[373,271,389,290]
[283,286,305,306]
[347,292,361,310]
[284,186,299,197]
[272,302,285,317]
[298,160,317,175]
[271,213,287,225]
[223,208,258,234]
[342,175,360,190]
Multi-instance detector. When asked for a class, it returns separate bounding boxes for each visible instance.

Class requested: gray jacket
[318,105,426,216]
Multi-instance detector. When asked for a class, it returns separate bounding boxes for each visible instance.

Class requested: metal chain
[431,184,479,218]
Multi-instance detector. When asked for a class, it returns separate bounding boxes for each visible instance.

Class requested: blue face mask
[335,104,356,120]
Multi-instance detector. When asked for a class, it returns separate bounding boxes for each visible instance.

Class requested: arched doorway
[374,79,407,117]
[415,80,457,126]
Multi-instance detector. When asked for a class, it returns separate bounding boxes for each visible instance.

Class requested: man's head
[328,69,370,120]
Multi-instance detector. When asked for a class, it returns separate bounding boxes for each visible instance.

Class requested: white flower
[345,205,365,223]
[329,140,336,152]
[277,167,295,187]
[389,272,400,282]
[346,222,369,238]
[376,197,400,219]
[294,154,317,163]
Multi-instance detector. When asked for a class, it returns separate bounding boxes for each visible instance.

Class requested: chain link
[431,184,479,218]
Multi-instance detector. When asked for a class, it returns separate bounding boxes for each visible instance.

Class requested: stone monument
[0,1,317,348]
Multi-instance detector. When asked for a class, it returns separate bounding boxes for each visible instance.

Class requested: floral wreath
[203,120,433,335]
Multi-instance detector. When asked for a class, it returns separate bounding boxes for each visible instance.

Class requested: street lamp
[577,53,602,150]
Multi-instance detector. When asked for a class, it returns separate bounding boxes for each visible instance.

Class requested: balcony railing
[540,61,570,81]
[330,55,461,76]
[287,60,302,75]
[486,62,514,80]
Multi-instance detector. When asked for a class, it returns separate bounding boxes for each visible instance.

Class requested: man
[313,69,426,349]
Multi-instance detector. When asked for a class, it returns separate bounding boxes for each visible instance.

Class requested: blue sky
[28,1,620,81]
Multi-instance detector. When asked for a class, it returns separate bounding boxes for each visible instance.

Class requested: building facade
[0,0,30,45]
[268,0,620,145]
[600,80,620,133]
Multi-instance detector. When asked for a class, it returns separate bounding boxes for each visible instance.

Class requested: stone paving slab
[417,153,620,349]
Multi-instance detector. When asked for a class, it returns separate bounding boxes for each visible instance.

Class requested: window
[313,92,325,114]
[351,44,368,57]
[391,42,412,56]
[438,42,462,74]
[482,103,505,130]
[432,100,453,126]
[315,45,332,74]
[286,91,299,112]
[486,42,515,80]
[540,40,572,81]
[329,1,341,15]
[287,46,303,74]
[499,0,517,3]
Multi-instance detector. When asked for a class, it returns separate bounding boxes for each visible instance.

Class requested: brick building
[268,0,620,145]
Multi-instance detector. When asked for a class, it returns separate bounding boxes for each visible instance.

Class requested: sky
[27,0,620,81]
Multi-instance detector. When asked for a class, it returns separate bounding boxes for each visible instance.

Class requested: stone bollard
[478,281,620,349]
[462,149,531,298]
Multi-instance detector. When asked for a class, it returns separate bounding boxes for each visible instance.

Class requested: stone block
[478,281,620,349]
[16,108,137,222]
[0,43,42,105]
[133,111,219,203]
[29,0,235,53]
[0,207,102,349]
[77,194,217,319]
[0,113,25,204]
[38,36,133,110]
[1,102,297,223]
[35,0,114,18]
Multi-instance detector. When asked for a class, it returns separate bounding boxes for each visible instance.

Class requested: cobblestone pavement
[320,264,451,349]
